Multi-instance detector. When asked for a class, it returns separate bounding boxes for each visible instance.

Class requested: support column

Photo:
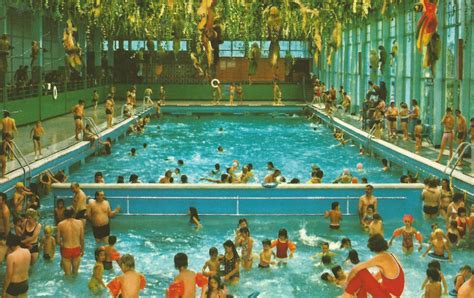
[460,0,472,118]
[0,2,7,104]
[395,6,406,103]
[93,28,102,84]
[79,23,87,89]
[107,38,114,84]
[382,16,391,98]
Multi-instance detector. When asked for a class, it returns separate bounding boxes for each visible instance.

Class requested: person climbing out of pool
[388,214,423,254]
[39,225,56,261]
[104,235,120,270]
[259,239,275,268]
[220,240,240,285]
[236,227,253,270]
[457,268,474,298]
[368,213,384,237]
[108,254,146,298]
[57,207,84,276]
[88,247,106,294]
[421,260,448,296]
[422,229,452,261]
[361,205,375,230]
[451,265,472,296]
[87,191,121,243]
[358,185,377,224]
[271,228,296,263]
[340,234,405,298]
[332,265,348,286]
[264,169,281,184]
[324,202,342,229]
[202,247,220,277]
[188,207,202,230]
[200,275,228,298]
[422,268,442,298]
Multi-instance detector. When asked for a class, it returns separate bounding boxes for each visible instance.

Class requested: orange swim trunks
[60,246,81,259]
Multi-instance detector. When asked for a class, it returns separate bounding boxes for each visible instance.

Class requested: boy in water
[259,239,275,268]
[40,225,56,260]
[422,229,452,261]
[107,254,146,297]
[313,242,337,259]
[202,247,220,277]
[324,202,342,229]
[104,235,120,270]
[30,121,45,159]
[89,247,106,294]
[54,199,65,225]
[166,253,207,298]
[361,204,375,229]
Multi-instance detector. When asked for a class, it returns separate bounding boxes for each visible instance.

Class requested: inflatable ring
[448,289,457,296]
[52,85,58,100]
[262,183,278,189]
[428,252,449,261]
[211,79,220,88]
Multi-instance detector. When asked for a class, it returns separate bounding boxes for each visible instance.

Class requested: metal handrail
[444,142,471,176]
[84,117,102,142]
[6,141,31,184]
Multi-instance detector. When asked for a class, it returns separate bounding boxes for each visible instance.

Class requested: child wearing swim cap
[388,214,423,254]
[40,225,56,260]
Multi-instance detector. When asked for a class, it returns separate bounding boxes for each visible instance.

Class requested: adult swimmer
[340,234,405,298]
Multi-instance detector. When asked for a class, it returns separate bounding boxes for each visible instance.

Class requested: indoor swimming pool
[25,212,472,297]
[68,112,402,184]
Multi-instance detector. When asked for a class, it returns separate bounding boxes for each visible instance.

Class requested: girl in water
[388,214,423,254]
[236,227,254,270]
[222,240,240,285]
[200,275,227,298]
[189,207,202,230]
[271,228,296,263]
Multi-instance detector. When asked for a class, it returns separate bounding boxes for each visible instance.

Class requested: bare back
[7,247,31,282]
[57,218,83,248]
[175,269,197,298]
[121,271,145,298]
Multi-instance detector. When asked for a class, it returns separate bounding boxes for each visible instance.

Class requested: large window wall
[315,0,472,144]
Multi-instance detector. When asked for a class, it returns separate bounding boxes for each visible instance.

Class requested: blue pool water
[18,209,474,297]
[68,113,402,183]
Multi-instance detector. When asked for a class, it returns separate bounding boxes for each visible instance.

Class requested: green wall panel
[5,97,40,125]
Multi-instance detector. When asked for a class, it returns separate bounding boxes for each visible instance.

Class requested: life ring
[448,289,457,296]
[211,78,220,88]
[52,85,58,100]
[262,182,278,189]
[428,252,449,261]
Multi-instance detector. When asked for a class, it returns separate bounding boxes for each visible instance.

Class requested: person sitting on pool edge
[340,234,405,298]
[108,254,146,297]
[324,202,342,229]
[422,229,452,261]
[166,253,208,297]
[388,214,423,254]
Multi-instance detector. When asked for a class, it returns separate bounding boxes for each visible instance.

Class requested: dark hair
[373,213,382,221]
[417,119,422,125]
[0,192,7,202]
[289,178,300,184]
[180,175,188,183]
[381,159,388,166]
[452,192,464,203]
[366,184,374,190]
[427,268,441,282]
[238,218,248,227]
[366,204,375,211]
[129,174,139,183]
[143,143,148,148]
[267,161,274,168]
[177,159,184,166]
[95,247,104,261]
[223,240,240,260]
[117,176,124,183]
[321,272,331,281]
[428,260,441,271]
[460,265,472,272]
[278,228,288,239]
[108,235,117,245]
[322,241,329,248]
[64,207,74,218]
[206,275,223,298]
[262,239,271,246]
[340,238,352,249]
[368,81,374,86]
[446,107,452,112]
[441,178,451,191]
[331,265,342,277]
[94,171,103,178]
[321,255,332,265]
[457,207,466,215]
[174,252,188,269]
[347,250,360,264]
[189,207,200,222]
[361,177,368,183]
[7,233,22,247]
[367,234,388,252]
[214,163,220,170]
[331,202,339,210]
[56,198,64,206]
[209,247,218,257]
[239,227,250,236]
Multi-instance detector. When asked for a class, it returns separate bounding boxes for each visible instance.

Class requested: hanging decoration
[247,42,261,84]
[326,22,342,67]
[267,6,282,77]
[0,34,12,76]
[63,19,82,72]
[171,14,185,59]
[390,40,398,66]
[284,50,295,79]
[415,0,439,75]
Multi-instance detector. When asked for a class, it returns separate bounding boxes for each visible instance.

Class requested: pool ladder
[443,142,471,177]
[84,117,103,155]
[6,141,32,185]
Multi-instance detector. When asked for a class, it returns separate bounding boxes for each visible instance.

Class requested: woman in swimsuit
[236,227,253,270]
[446,221,460,246]
[21,208,42,264]
[388,214,423,254]
[221,240,240,285]
[439,178,453,219]
[399,103,410,140]
[341,234,405,298]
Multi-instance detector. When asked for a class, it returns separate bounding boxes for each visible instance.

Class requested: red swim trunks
[61,247,81,259]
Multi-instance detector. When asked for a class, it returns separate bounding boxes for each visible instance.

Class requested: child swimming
[236,227,253,270]
[271,229,296,262]
[202,247,220,277]
[331,265,347,286]
[312,242,337,259]
[88,247,106,294]
[340,238,352,249]
[40,225,56,260]
[324,202,342,229]
[259,239,275,268]
[388,214,423,253]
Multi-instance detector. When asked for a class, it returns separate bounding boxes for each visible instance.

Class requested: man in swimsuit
[57,207,84,275]
[422,179,441,219]
[72,100,85,141]
[105,96,114,129]
[435,108,455,162]
[386,100,398,138]
[71,182,87,227]
[341,234,405,298]
[358,185,378,223]
[455,109,467,166]
[108,254,146,298]
[87,191,121,243]
[3,234,31,298]
[0,193,10,264]
[410,99,420,139]
[1,111,17,140]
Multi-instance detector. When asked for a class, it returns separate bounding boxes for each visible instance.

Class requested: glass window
[406,35,412,75]
[232,41,245,57]
[446,27,456,78]
[406,12,413,33]
[445,81,456,108]
[130,40,145,51]
[377,21,382,40]
[219,41,232,57]
[390,18,396,37]
[261,41,270,58]
[179,40,187,51]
